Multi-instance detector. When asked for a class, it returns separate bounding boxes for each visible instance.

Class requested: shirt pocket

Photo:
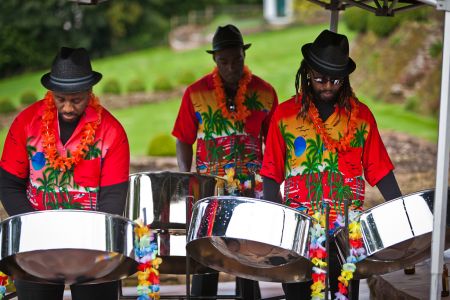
[74,157,101,188]
[244,111,266,138]
[338,147,363,178]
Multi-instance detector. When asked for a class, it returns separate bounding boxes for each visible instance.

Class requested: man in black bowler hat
[261,30,402,299]
[0,47,130,300]
[173,24,278,299]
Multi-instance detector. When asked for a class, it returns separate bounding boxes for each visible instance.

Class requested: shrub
[342,8,369,33]
[102,78,122,95]
[429,41,443,58]
[20,91,38,106]
[0,98,16,114]
[367,15,400,37]
[127,78,146,93]
[153,76,174,92]
[147,133,176,156]
[177,70,197,86]
[404,95,420,112]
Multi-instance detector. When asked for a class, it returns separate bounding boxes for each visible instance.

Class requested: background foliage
[0,0,259,78]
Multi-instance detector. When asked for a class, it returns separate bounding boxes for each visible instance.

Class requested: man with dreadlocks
[260,30,402,299]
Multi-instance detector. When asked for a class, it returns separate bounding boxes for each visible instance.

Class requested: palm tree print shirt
[172,71,278,198]
[260,95,394,223]
[0,99,130,211]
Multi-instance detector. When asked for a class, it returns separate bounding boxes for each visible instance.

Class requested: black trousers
[282,240,360,300]
[191,273,261,299]
[14,279,119,300]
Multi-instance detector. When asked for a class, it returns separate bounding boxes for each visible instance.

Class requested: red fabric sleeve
[172,87,198,145]
[99,116,130,187]
[260,110,286,184]
[262,87,279,144]
[0,113,30,179]
[362,109,394,186]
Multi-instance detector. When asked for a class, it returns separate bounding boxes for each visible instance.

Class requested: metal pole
[430,9,450,300]
[330,0,340,32]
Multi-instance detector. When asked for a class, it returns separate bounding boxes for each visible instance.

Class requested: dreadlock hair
[295,59,356,119]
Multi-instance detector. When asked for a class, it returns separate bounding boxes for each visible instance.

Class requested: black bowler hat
[41,47,102,93]
[206,24,251,54]
[301,30,356,77]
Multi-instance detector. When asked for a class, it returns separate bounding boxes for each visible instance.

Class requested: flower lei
[0,271,8,299]
[308,98,359,153]
[41,91,102,172]
[309,212,327,300]
[134,220,162,300]
[334,211,366,300]
[212,65,252,121]
[309,211,366,300]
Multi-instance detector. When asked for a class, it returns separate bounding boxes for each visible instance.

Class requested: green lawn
[0,23,439,156]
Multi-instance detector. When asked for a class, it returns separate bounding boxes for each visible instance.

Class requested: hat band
[308,50,348,71]
[49,74,95,86]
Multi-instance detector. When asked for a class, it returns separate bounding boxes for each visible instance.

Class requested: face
[213,47,245,87]
[53,90,91,123]
[309,69,343,103]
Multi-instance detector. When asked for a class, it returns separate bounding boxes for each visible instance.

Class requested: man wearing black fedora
[173,24,278,299]
[261,30,402,299]
[0,47,130,300]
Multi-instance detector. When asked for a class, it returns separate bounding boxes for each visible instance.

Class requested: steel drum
[0,210,137,285]
[186,196,312,283]
[335,188,450,279]
[125,171,226,274]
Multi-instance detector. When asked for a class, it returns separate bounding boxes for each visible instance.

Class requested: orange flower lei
[212,66,252,121]
[41,91,102,172]
[308,98,359,153]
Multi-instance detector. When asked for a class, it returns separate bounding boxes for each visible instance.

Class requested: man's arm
[0,167,35,216]
[97,182,129,215]
[376,170,402,201]
[262,176,282,203]
[176,139,193,172]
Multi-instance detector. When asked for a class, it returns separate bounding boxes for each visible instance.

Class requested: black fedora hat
[301,29,356,77]
[206,24,251,54]
[41,47,102,93]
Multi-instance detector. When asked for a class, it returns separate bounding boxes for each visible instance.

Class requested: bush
[342,8,369,33]
[147,133,176,156]
[367,15,400,37]
[429,41,443,58]
[102,78,122,95]
[153,76,174,92]
[127,78,146,93]
[177,70,196,86]
[405,95,420,112]
[20,91,38,106]
[0,98,16,114]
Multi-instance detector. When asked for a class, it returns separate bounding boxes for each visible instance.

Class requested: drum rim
[361,188,434,215]
[0,209,135,224]
[129,170,227,180]
[194,195,313,218]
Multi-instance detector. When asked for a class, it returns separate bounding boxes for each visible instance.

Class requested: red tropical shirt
[0,99,129,211]
[261,95,394,224]
[172,69,278,198]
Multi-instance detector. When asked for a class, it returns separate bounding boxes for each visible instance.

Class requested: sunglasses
[308,73,343,85]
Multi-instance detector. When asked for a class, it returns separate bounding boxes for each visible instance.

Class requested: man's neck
[312,98,337,121]
[58,115,80,145]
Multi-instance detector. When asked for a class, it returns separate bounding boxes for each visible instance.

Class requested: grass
[0,23,439,156]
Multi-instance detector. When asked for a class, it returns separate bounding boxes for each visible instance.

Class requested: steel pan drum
[335,189,450,279]
[187,196,312,283]
[0,210,137,284]
[125,171,226,274]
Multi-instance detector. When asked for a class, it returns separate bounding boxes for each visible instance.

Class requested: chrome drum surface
[125,171,226,274]
[0,210,137,284]
[187,196,312,283]
[335,189,450,279]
